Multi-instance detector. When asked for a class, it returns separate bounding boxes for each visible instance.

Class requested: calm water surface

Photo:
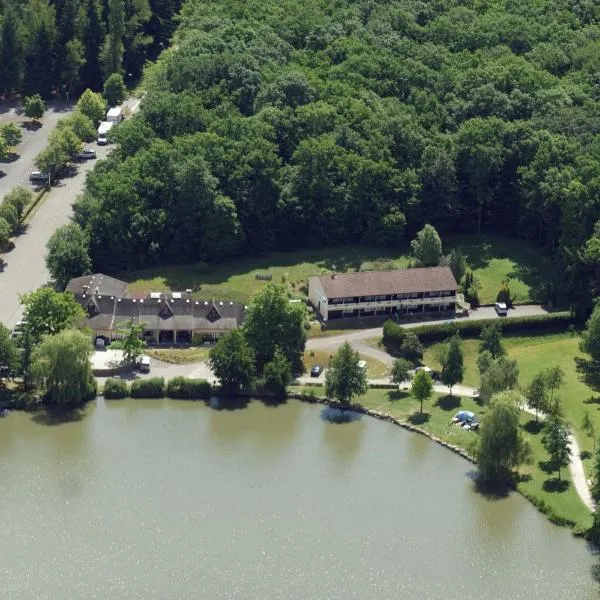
[0,398,598,599]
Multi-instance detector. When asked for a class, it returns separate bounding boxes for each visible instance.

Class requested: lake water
[0,398,598,599]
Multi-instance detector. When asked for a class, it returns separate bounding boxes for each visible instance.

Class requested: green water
[0,398,598,599]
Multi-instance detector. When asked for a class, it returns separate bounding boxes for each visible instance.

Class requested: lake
[0,398,597,599]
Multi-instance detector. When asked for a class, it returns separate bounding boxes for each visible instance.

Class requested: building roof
[66,273,128,299]
[314,266,457,298]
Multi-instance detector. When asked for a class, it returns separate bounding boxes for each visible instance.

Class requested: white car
[495,302,508,316]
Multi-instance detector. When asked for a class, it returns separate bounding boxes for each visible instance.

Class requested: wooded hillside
[74,0,600,313]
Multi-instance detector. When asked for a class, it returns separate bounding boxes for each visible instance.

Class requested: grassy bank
[290,384,593,531]
[146,347,210,364]
[123,234,551,305]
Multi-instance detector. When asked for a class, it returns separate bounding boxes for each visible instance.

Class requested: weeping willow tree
[31,329,96,404]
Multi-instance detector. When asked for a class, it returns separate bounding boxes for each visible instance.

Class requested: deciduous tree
[21,288,85,343]
[479,323,505,359]
[391,358,412,386]
[262,347,291,398]
[325,342,368,405]
[24,94,46,122]
[479,356,519,403]
[77,89,107,126]
[412,368,433,414]
[31,329,96,405]
[526,372,548,422]
[46,224,92,289]
[582,411,596,454]
[476,391,531,482]
[542,413,571,480]
[111,323,147,364]
[243,284,306,372]
[103,72,126,106]
[0,123,22,148]
[544,366,564,403]
[209,329,255,391]
[581,303,600,363]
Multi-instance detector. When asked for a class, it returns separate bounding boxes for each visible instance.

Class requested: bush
[103,378,129,399]
[130,377,165,398]
[382,313,573,345]
[166,376,211,399]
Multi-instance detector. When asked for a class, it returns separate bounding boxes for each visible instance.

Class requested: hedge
[383,312,574,345]
[103,378,129,399]
[130,377,165,398]
[166,376,212,399]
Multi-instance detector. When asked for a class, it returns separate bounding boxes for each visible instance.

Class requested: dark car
[77,148,97,160]
[310,364,323,377]
[29,171,49,183]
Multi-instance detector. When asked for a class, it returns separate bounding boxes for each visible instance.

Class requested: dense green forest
[0,0,182,97]
[73,0,600,313]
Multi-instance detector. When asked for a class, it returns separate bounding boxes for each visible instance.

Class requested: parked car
[29,171,48,183]
[77,148,97,160]
[495,302,508,316]
[310,364,323,377]
[138,355,151,373]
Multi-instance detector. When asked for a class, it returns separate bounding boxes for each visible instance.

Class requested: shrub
[382,313,573,345]
[103,378,129,399]
[130,377,165,398]
[166,376,211,399]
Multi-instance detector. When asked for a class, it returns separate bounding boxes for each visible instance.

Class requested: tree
[3,187,32,229]
[31,329,96,405]
[209,329,255,391]
[479,323,505,359]
[496,279,513,307]
[526,372,548,422]
[479,356,519,403]
[21,288,85,343]
[582,411,596,454]
[325,342,368,405]
[391,358,412,386]
[412,368,433,414]
[410,224,443,267]
[0,123,22,148]
[0,217,11,248]
[57,113,96,143]
[49,127,81,160]
[0,323,18,382]
[80,0,105,90]
[24,95,46,122]
[103,73,126,106]
[542,413,571,480]
[35,145,67,182]
[62,39,85,94]
[262,347,291,398]
[46,224,92,289]
[581,302,600,363]
[441,333,464,396]
[544,366,564,403]
[591,441,600,510]
[400,331,423,362]
[476,391,531,482]
[0,6,24,96]
[243,284,306,372]
[111,323,147,364]
[77,89,107,126]
[101,0,125,76]
[447,249,467,283]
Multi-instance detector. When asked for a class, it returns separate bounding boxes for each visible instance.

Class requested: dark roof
[66,273,128,298]
[314,266,457,298]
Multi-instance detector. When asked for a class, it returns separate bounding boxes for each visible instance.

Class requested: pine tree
[0,6,24,96]
[80,0,105,90]
[101,0,125,76]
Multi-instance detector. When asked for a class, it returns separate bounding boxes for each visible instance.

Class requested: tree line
[0,0,182,99]
[54,0,600,315]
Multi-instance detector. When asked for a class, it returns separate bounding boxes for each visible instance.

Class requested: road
[0,96,142,330]
[0,101,74,201]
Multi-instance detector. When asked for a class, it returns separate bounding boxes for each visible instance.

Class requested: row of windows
[328,291,456,304]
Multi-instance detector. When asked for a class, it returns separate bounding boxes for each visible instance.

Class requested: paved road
[0,101,74,201]
[306,304,548,352]
[0,97,142,330]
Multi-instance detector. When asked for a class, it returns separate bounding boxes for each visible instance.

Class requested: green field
[425,331,599,477]
[289,385,592,530]
[122,234,552,306]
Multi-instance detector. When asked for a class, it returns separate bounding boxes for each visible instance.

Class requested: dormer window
[206,305,221,323]
[159,302,173,319]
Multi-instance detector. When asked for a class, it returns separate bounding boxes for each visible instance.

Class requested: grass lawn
[288,384,593,530]
[303,350,389,379]
[146,347,210,364]
[122,234,552,306]
[424,331,600,478]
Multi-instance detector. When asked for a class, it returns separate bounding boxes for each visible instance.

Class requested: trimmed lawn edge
[287,390,591,535]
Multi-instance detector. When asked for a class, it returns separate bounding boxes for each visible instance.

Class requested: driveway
[0,101,74,202]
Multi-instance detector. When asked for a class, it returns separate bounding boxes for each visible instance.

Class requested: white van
[138,355,151,373]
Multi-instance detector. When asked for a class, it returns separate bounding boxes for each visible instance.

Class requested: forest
[72,0,600,314]
[0,0,182,97]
